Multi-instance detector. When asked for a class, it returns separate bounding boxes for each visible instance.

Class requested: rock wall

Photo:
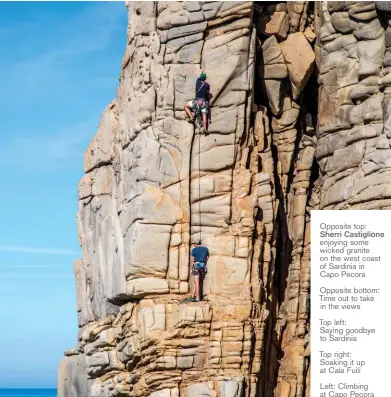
[58,1,391,396]
[317,1,391,210]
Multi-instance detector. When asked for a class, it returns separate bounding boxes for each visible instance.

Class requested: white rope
[198,122,202,242]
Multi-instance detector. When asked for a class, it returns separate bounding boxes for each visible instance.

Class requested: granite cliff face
[58,1,391,396]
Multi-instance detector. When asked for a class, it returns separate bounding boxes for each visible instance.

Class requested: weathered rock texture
[58,1,391,396]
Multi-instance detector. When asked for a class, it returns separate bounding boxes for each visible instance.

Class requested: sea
[0,390,57,397]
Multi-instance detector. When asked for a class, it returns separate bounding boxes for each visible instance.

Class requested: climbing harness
[193,261,206,275]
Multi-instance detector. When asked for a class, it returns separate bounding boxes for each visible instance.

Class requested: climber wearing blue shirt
[184,72,211,133]
[190,239,209,302]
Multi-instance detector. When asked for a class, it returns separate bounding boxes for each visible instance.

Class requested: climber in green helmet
[184,72,211,133]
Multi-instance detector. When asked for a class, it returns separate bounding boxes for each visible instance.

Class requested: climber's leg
[194,274,200,301]
[201,107,208,132]
[199,272,205,301]
[184,101,194,121]
[191,277,195,297]
[202,112,207,132]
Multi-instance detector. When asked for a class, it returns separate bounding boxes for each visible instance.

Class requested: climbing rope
[198,121,202,242]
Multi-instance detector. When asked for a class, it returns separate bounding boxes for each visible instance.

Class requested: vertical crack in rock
[58,1,391,396]
[254,3,316,396]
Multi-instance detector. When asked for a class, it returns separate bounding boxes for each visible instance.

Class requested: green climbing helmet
[200,72,206,81]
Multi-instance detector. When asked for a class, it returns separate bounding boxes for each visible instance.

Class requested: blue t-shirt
[191,246,209,263]
[195,78,210,100]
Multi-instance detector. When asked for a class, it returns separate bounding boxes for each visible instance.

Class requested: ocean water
[0,390,56,397]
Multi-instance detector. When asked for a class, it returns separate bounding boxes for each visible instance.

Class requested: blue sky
[0,2,127,388]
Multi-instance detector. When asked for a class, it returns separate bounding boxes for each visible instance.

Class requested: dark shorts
[192,262,206,276]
